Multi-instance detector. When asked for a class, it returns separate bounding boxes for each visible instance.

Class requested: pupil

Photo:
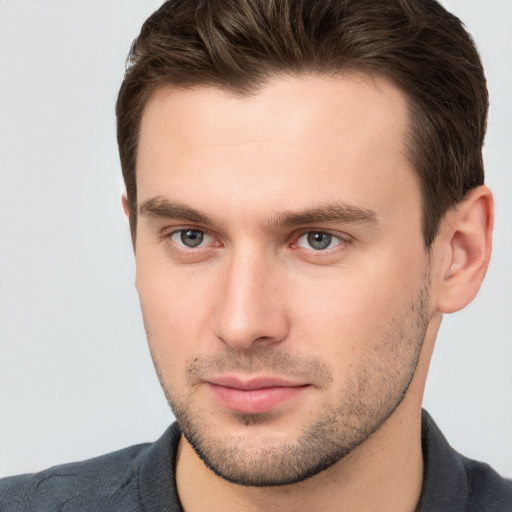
[307,232,331,250]
[181,230,204,248]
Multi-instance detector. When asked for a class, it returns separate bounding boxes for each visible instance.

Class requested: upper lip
[207,375,309,390]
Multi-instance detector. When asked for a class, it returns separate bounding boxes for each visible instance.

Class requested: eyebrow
[138,197,214,224]
[269,203,377,228]
[138,196,377,228]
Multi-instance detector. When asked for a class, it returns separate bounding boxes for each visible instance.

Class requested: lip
[206,376,311,414]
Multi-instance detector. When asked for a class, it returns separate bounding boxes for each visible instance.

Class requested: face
[134,74,433,486]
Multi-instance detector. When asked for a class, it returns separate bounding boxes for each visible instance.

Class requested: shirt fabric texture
[1,410,511,511]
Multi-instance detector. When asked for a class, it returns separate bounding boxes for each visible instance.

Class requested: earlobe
[436,186,494,314]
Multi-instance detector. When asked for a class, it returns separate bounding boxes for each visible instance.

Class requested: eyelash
[163,228,218,251]
[161,227,351,258]
[292,231,349,252]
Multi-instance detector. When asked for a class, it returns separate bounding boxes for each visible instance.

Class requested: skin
[130,73,493,511]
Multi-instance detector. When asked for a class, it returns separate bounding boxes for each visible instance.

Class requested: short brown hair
[116,0,488,246]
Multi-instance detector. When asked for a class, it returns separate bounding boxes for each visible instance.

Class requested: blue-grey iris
[181,230,204,248]
[308,232,332,250]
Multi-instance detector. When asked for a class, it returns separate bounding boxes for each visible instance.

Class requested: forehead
[136,73,419,225]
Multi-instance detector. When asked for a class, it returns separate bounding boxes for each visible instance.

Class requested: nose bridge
[214,243,288,350]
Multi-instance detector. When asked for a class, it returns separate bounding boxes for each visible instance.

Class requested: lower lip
[208,384,310,414]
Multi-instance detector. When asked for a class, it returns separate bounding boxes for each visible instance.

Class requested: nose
[213,249,290,350]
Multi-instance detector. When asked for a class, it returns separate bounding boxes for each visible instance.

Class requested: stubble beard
[148,281,431,487]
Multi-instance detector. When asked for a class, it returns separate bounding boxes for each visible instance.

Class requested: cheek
[136,259,217,375]
[288,256,425,356]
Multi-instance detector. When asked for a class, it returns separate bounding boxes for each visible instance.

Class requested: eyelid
[159,225,351,256]
[291,229,352,251]
[172,229,208,249]
[162,226,220,250]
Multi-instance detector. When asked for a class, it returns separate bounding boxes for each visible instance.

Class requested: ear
[435,186,494,314]
[122,194,130,217]
[122,194,137,251]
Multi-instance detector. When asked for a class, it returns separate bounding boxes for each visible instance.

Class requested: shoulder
[420,410,512,511]
[0,442,151,512]
[460,455,512,511]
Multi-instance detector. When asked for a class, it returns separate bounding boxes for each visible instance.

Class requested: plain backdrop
[0,0,511,478]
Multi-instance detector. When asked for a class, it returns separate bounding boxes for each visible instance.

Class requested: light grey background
[0,0,511,478]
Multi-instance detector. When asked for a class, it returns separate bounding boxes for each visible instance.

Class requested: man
[1,0,511,510]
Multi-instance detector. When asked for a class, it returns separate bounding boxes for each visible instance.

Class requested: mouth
[205,375,311,414]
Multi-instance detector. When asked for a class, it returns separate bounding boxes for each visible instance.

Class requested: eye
[170,229,209,248]
[296,231,344,251]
